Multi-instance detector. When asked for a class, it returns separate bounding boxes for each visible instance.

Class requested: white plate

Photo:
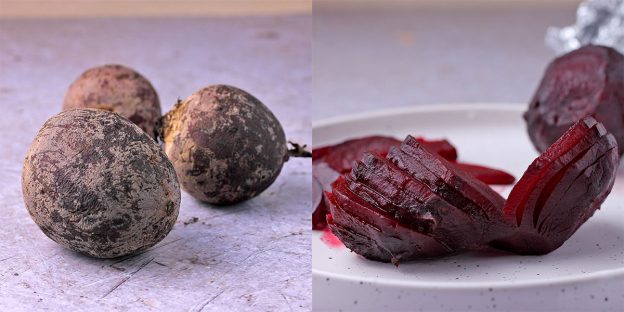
[312,105,624,312]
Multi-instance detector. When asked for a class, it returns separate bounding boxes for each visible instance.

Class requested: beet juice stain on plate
[320,227,344,249]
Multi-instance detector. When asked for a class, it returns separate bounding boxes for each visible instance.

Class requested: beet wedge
[491,117,619,254]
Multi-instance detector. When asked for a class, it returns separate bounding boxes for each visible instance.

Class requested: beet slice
[313,136,458,174]
[413,137,458,161]
[327,177,452,264]
[452,163,515,185]
[348,153,482,250]
[492,117,619,254]
[502,117,602,227]
[312,177,327,230]
[395,136,511,238]
[525,45,624,156]
[314,136,402,174]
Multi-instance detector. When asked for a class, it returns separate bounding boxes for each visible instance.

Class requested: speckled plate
[312,105,624,312]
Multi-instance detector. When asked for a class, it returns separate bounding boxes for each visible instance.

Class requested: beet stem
[287,141,312,158]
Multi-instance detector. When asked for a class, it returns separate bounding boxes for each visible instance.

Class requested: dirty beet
[22,109,180,258]
[159,85,310,205]
[63,64,162,138]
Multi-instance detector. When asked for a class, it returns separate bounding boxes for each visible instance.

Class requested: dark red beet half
[525,45,624,156]
[492,117,619,254]
[327,177,452,264]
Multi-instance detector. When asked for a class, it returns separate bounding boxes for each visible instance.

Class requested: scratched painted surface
[0,15,311,311]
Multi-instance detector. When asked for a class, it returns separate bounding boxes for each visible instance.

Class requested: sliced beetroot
[492,117,619,254]
[387,146,491,227]
[525,45,624,156]
[311,162,340,230]
[312,135,459,230]
[312,177,327,230]
[327,177,452,264]
[452,163,515,185]
[314,136,402,174]
[413,137,458,161]
[348,153,482,250]
[502,117,602,227]
[397,136,510,235]
[313,136,458,174]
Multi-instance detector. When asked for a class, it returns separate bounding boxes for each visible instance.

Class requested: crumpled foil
[546,0,624,54]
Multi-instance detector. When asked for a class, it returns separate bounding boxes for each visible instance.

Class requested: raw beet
[525,45,624,156]
[22,109,180,258]
[63,64,162,139]
[159,85,289,205]
[491,117,619,254]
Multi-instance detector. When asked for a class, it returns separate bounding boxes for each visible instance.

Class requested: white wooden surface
[0,15,311,311]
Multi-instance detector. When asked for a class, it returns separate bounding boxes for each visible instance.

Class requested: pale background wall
[313,0,584,121]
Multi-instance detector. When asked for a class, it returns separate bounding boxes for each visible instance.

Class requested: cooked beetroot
[491,117,619,254]
[63,64,161,139]
[325,118,618,262]
[348,153,482,250]
[525,45,624,156]
[22,109,180,258]
[396,136,510,237]
[452,163,515,185]
[412,137,458,161]
[312,177,327,230]
[313,135,514,230]
[314,136,457,174]
[326,136,510,263]
[311,162,341,230]
[312,136,459,230]
[327,177,452,264]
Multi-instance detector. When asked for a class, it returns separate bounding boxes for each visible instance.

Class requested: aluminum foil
[546,0,624,54]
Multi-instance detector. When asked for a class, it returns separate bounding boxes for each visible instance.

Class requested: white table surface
[0,15,311,311]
